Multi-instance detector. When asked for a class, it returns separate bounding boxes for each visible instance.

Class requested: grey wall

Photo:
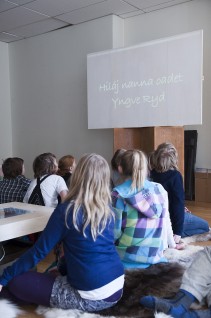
[0,41,12,161]
[8,16,123,177]
[124,0,211,170]
[1,0,211,176]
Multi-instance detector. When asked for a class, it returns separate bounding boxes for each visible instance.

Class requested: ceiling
[0,0,193,43]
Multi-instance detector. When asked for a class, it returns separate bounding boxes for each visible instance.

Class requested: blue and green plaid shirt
[0,175,31,203]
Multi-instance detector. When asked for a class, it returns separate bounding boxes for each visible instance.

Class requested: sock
[140,290,196,315]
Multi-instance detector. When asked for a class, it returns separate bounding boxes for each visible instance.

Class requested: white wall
[124,0,211,169]
[9,16,123,177]
[0,42,12,160]
[5,0,211,175]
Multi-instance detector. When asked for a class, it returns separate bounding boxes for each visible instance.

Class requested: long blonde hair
[151,142,179,172]
[65,153,112,241]
[120,149,148,191]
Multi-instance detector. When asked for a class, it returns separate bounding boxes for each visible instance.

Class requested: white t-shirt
[23,174,68,207]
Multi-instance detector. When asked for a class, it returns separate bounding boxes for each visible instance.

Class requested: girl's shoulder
[54,200,73,218]
[145,179,166,193]
[113,179,133,198]
[44,174,62,180]
[151,169,182,180]
[17,175,31,184]
[165,169,183,182]
[42,174,66,185]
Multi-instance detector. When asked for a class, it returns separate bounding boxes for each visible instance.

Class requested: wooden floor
[186,200,211,223]
[185,200,211,247]
[13,201,211,317]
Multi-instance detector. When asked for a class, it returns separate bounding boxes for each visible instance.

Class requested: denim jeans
[181,211,209,237]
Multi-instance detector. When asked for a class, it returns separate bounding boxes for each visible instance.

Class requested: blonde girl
[150,142,209,239]
[112,149,175,270]
[0,154,124,311]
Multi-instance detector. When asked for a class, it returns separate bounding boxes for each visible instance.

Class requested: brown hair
[111,149,126,171]
[58,155,75,176]
[2,157,24,179]
[33,153,57,178]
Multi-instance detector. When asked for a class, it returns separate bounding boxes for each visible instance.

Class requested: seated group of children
[0,145,210,315]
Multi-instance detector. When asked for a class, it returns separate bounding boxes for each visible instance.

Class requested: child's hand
[173,234,185,250]
[175,241,185,250]
[173,234,181,244]
[185,207,191,213]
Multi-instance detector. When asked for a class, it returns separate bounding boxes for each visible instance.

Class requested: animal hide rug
[0,299,23,318]
[37,262,184,318]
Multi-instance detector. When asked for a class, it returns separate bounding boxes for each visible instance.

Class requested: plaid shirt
[0,175,31,203]
[112,179,169,267]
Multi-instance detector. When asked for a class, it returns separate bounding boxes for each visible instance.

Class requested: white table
[0,202,54,242]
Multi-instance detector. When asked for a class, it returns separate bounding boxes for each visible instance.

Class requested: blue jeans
[181,211,209,237]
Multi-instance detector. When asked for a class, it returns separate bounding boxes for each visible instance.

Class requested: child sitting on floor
[0,157,31,203]
[140,246,211,318]
[0,153,124,311]
[149,142,209,240]
[23,152,68,207]
[111,149,178,270]
[57,154,76,188]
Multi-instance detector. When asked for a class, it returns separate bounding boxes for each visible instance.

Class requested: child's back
[112,149,176,269]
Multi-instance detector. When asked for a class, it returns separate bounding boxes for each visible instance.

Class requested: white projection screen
[87,30,203,129]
